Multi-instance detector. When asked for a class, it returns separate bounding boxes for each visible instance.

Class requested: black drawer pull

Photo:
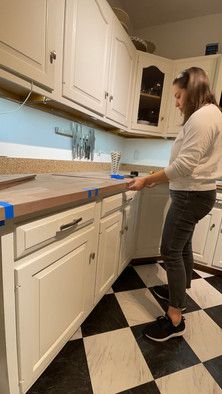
[60,217,82,231]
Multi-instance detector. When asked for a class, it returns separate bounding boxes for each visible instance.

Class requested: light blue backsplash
[0,98,173,166]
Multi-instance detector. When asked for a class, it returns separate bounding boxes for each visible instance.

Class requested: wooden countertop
[0,172,221,222]
[0,173,129,221]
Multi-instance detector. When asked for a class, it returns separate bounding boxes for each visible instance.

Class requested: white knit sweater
[164,104,222,191]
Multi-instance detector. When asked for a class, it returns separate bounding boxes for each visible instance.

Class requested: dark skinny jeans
[160,189,216,310]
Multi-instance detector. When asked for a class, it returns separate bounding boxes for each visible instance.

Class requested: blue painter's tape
[83,188,92,198]
[110,174,124,179]
[83,187,100,198]
[0,201,14,219]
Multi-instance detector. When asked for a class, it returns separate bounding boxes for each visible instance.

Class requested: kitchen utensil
[111,151,121,174]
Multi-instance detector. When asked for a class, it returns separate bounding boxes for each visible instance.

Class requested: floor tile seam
[82,325,132,340]
[203,307,222,328]
[154,361,222,390]
[154,361,203,382]
[204,278,222,294]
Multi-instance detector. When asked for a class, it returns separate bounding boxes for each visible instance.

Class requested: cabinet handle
[122,197,133,208]
[59,217,82,231]
[125,225,128,231]
[210,223,215,231]
[89,252,96,263]
[50,50,57,63]
[105,91,109,99]
[160,116,164,121]
[109,95,113,102]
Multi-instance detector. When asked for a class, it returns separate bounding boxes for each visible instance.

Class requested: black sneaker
[144,315,186,342]
[153,285,186,311]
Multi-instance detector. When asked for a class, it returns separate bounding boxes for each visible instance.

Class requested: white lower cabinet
[15,224,97,393]
[193,207,222,269]
[135,185,170,258]
[119,192,139,274]
[95,210,122,302]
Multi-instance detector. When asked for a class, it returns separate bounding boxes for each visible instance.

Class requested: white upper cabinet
[63,0,113,115]
[106,17,136,127]
[131,52,173,135]
[63,0,136,127]
[166,54,219,136]
[0,0,59,91]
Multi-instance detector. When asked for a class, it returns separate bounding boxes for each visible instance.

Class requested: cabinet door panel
[63,0,113,114]
[15,226,95,393]
[106,21,136,126]
[193,208,222,265]
[212,221,222,269]
[35,247,86,357]
[0,0,57,90]
[135,185,170,258]
[95,211,122,301]
[192,214,212,264]
[119,195,139,274]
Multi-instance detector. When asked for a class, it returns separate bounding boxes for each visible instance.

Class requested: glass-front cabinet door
[131,52,173,135]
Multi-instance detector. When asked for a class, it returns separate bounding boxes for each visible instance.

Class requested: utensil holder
[111,151,121,174]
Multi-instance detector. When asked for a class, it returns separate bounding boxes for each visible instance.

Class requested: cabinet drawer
[101,193,123,217]
[15,202,96,258]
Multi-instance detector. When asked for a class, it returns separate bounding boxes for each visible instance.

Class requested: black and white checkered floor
[28,262,222,394]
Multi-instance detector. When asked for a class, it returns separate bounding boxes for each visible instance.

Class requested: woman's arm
[127,169,169,191]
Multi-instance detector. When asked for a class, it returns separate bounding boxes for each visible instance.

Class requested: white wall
[123,138,173,167]
[0,98,172,167]
[135,13,222,59]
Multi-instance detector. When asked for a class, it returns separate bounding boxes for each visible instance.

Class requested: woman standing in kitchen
[128,67,222,342]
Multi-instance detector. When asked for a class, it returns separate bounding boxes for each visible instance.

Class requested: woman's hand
[126,177,147,191]
[126,169,168,191]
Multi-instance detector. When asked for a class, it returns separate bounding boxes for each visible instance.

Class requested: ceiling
[108,0,222,30]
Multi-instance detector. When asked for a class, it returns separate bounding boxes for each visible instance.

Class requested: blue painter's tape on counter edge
[83,188,92,198]
[0,201,14,219]
[83,188,99,198]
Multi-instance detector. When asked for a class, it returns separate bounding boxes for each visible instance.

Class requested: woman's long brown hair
[173,67,218,124]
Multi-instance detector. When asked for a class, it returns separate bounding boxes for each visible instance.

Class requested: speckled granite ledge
[0,157,162,175]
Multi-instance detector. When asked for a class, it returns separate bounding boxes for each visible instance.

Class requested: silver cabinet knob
[89,252,96,263]
[50,51,57,63]
[109,95,113,102]
[210,224,215,231]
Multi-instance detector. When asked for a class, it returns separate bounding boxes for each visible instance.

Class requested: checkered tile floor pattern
[28,262,222,394]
